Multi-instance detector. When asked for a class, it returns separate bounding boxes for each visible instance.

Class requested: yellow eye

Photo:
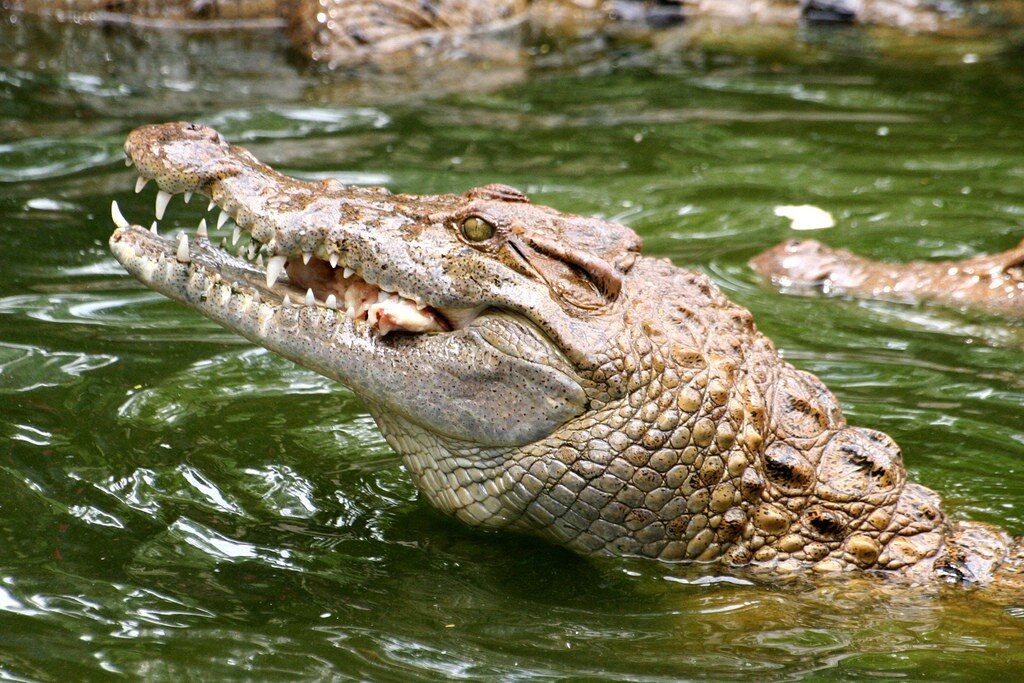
[461,216,495,242]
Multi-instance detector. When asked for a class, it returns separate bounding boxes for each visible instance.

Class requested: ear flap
[462,184,530,203]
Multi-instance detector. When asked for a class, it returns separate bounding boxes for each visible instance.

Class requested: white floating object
[110,200,129,229]
[773,205,834,231]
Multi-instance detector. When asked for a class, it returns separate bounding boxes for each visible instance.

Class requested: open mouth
[111,166,453,337]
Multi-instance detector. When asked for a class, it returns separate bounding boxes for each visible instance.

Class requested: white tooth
[207,198,216,212]
[125,157,133,167]
[184,191,193,204]
[135,176,149,193]
[302,251,312,265]
[232,225,241,245]
[140,259,156,280]
[110,200,129,229]
[155,190,172,220]
[283,294,292,308]
[343,267,354,279]
[266,255,286,288]
[329,253,339,269]
[218,210,229,230]
[256,254,264,267]
[247,243,256,259]
[346,306,356,320]
[258,305,273,336]
[176,233,190,263]
[196,218,208,238]
[305,288,315,307]
[325,294,337,309]
[150,222,159,235]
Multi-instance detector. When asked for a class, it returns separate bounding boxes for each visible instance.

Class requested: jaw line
[109,222,589,447]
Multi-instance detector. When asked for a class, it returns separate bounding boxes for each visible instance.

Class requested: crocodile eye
[461,216,495,242]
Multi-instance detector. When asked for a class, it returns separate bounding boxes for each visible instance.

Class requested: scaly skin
[2,0,286,21]
[108,122,1022,592]
[751,238,1024,320]
[4,1,1004,65]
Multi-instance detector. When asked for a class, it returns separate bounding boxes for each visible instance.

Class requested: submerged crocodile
[751,238,1024,319]
[108,122,1024,592]
[6,1,1018,66]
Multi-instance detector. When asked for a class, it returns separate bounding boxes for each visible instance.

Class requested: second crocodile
[751,238,1024,320]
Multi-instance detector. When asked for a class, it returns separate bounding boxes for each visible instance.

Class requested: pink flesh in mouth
[284,257,449,335]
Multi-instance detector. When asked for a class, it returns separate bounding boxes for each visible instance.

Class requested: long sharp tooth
[135,176,149,193]
[256,254,264,267]
[140,258,157,280]
[283,294,292,308]
[305,288,315,307]
[329,253,340,269]
[302,251,312,265]
[207,198,216,212]
[184,191,193,204]
[110,200,129,229]
[155,190,172,220]
[196,218,208,239]
[232,225,241,245]
[343,267,354,278]
[124,157,133,167]
[176,233,190,263]
[218,210,229,230]
[150,222,159,235]
[325,294,337,310]
[266,255,286,288]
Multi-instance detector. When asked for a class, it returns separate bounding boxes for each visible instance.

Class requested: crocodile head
[113,123,978,575]
[112,121,647,530]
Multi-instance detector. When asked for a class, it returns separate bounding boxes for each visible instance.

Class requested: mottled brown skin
[3,1,1003,66]
[108,122,1023,594]
[751,238,1024,320]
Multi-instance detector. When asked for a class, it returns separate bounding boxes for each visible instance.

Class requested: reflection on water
[0,10,1023,681]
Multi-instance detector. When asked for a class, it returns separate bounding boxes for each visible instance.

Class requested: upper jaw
[121,122,477,335]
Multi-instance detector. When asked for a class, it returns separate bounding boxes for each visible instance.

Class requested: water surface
[1,15,1023,680]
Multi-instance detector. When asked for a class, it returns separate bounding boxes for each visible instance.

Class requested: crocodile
[751,238,1024,320]
[107,121,1024,593]
[5,1,1016,67]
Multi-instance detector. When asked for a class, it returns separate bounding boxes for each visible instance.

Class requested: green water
[2,15,1024,681]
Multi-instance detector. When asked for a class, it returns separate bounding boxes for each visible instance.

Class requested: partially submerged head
[749,238,859,290]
